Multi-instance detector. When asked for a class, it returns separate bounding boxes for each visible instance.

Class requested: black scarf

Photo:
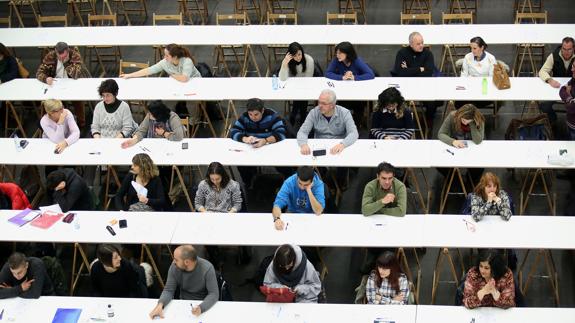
[273,250,308,288]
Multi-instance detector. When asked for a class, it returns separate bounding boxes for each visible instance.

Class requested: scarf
[147,114,174,139]
[273,250,308,288]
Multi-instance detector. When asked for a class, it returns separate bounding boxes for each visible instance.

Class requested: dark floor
[1,0,574,309]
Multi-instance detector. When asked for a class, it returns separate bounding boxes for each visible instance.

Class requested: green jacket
[361,177,407,217]
[438,111,484,146]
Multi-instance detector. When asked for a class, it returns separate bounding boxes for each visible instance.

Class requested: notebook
[51,308,82,323]
[8,209,41,227]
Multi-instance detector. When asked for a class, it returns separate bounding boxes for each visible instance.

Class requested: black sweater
[49,168,93,212]
[0,56,19,83]
[114,173,168,211]
[90,259,146,298]
[0,257,54,299]
[392,46,435,77]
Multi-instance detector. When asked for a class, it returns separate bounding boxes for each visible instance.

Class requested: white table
[0,24,571,47]
[0,296,418,323]
[0,77,567,101]
[416,305,575,323]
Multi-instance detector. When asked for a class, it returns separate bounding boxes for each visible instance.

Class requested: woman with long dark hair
[326,41,374,81]
[279,42,315,126]
[194,162,242,213]
[365,251,410,305]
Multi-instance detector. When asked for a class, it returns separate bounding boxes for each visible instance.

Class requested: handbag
[129,201,154,212]
[259,285,296,303]
[492,62,510,90]
[16,58,30,78]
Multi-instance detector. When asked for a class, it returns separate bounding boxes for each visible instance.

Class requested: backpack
[251,255,274,290]
[216,271,233,301]
[42,256,68,296]
[505,114,552,141]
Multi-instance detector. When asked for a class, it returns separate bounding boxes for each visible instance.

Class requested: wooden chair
[338,0,366,24]
[118,59,148,121]
[178,0,208,25]
[112,0,147,25]
[448,0,477,21]
[235,0,262,24]
[152,13,183,63]
[400,12,432,25]
[213,12,261,77]
[515,0,544,14]
[513,11,547,77]
[37,15,68,60]
[87,14,122,77]
[402,0,430,14]
[67,0,112,26]
[325,12,358,64]
[0,16,11,27]
[265,12,297,76]
[439,12,473,76]
[265,0,297,14]
[518,248,559,306]
[9,0,42,27]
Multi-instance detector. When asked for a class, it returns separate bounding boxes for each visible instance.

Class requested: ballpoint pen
[446,149,455,155]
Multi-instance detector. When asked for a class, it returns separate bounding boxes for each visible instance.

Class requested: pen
[184,93,197,96]
[228,149,243,152]
[89,152,101,155]
[446,149,454,155]
[43,88,48,94]
[89,318,106,322]
[375,223,385,226]
[0,308,4,319]
[285,223,289,231]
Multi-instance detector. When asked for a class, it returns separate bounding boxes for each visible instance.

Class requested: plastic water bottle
[107,304,115,318]
[13,134,22,152]
[272,74,279,90]
[74,216,80,230]
[482,77,488,95]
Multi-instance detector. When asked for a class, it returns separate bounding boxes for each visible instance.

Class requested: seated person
[40,99,80,154]
[370,87,415,140]
[272,166,325,230]
[194,161,242,213]
[326,41,374,81]
[45,168,93,212]
[121,100,184,148]
[438,104,485,148]
[366,251,410,305]
[90,244,146,298]
[297,89,358,155]
[120,43,201,82]
[559,62,575,140]
[470,172,512,222]
[229,97,288,187]
[149,245,218,319]
[114,153,169,211]
[0,43,19,84]
[463,249,515,309]
[0,252,54,299]
[0,182,31,210]
[279,42,315,125]
[91,79,137,139]
[361,162,406,217]
[263,244,321,303]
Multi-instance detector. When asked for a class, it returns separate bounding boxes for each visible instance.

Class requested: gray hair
[179,245,198,261]
[55,41,69,54]
[408,32,422,44]
[320,89,337,104]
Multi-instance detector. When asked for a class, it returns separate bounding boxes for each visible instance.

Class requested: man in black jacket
[45,168,93,212]
[0,252,54,299]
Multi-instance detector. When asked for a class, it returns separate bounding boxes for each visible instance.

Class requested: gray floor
[1,0,574,309]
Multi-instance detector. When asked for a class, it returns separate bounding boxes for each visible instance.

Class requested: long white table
[416,305,575,323]
[0,77,567,101]
[0,24,571,47]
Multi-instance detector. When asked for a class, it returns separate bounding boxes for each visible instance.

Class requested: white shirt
[461,51,497,77]
[55,59,68,79]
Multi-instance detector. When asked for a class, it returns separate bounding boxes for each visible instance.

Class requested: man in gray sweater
[0,252,54,299]
[149,245,219,319]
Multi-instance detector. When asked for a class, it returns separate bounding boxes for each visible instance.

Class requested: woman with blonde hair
[40,99,80,153]
[470,172,512,222]
[114,153,169,211]
[370,87,415,140]
[438,104,485,148]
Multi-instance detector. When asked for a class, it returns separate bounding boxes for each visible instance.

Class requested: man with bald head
[149,245,218,319]
[392,31,438,133]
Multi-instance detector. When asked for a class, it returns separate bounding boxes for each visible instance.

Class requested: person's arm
[559,80,574,103]
[166,113,184,141]
[1,57,19,83]
[309,179,325,215]
[132,115,150,142]
[325,58,343,80]
[0,264,22,299]
[538,53,554,83]
[361,181,384,216]
[53,177,83,212]
[462,272,482,309]
[199,265,219,313]
[341,109,359,147]
[230,181,242,212]
[20,260,46,299]
[352,58,375,80]
[114,175,131,211]
[397,112,416,139]
[40,116,65,143]
[365,273,378,304]
[293,263,321,302]
[394,275,411,305]
[437,115,456,145]
[91,104,103,137]
[64,111,80,146]
[496,191,513,221]
[384,181,406,217]
[470,121,485,145]
[158,265,178,307]
[11,188,30,210]
[65,48,86,79]
[229,116,248,142]
[177,60,201,82]
[124,61,162,78]
[460,55,470,77]
[270,114,287,141]
[278,61,289,81]
[145,177,167,211]
[36,52,55,83]
[263,266,284,288]
[194,181,208,212]
[90,263,103,297]
[493,271,516,309]
[296,109,315,146]
[119,103,136,138]
[273,180,291,213]
[470,194,490,222]
[421,50,435,77]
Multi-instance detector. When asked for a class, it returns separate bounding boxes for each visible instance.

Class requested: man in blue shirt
[272,166,325,230]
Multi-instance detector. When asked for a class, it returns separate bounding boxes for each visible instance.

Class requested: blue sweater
[229,108,287,142]
[325,57,375,81]
[273,173,325,213]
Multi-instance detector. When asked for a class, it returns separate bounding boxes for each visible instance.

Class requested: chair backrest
[88,14,117,26]
[0,16,11,28]
[441,12,473,24]
[180,116,190,137]
[266,0,297,14]
[152,13,183,25]
[402,0,431,14]
[400,12,432,24]
[326,12,358,24]
[514,11,547,24]
[38,14,68,27]
[266,12,297,25]
[216,12,249,25]
[119,59,149,76]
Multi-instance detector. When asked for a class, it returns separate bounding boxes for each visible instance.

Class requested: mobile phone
[20,140,29,149]
[119,219,127,228]
[312,149,326,157]
[182,142,188,150]
[106,225,116,236]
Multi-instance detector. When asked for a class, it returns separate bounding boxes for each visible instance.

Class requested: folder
[8,208,40,227]
[30,211,64,229]
[51,308,82,323]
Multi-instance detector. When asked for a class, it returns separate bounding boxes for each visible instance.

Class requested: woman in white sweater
[461,36,497,77]
[91,79,137,138]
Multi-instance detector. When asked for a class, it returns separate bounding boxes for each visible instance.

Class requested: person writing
[40,99,80,154]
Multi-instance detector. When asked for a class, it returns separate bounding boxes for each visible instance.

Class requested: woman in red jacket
[0,183,31,210]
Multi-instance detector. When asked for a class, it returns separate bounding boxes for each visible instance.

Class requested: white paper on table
[21,210,41,221]
[39,204,63,213]
[131,181,148,197]
[3,298,34,321]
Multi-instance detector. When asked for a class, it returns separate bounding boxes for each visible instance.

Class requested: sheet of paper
[40,204,63,213]
[21,210,41,222]
[131,181,148,197]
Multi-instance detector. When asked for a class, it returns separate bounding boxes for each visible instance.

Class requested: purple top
[40,108,80,145]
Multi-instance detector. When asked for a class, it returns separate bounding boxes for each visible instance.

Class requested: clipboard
[30,211,64,229]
